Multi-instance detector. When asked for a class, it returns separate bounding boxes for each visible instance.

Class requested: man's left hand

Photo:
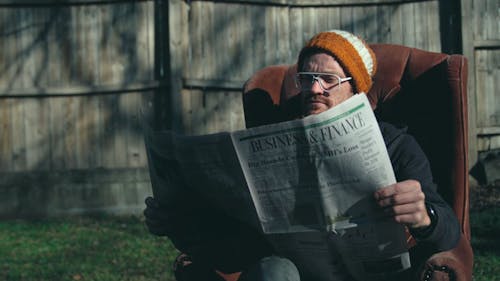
[374,180,431,229]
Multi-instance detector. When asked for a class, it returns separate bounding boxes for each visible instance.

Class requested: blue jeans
[238,256,301,281]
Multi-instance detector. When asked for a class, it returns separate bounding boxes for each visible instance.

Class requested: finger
[145,196,159,208]
[393,213,419,225]
[388,205,429,227]
[374,180,421,200]
[377,189,425,207]
[386,202,426,216]
[393,213,430,228]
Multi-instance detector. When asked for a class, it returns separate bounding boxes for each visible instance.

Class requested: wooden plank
[11,9,30,171]
[0,9,6,93]
[126,92,148,167]
[375,5,390,43]
[206,90,223,133]
[63,96,78,169]
[205,1,217,81]
[22,8,42,170]
[99,4,116,85]
[477,127,500,136]
[0,167,151,218]
[100,96,114,168]
[474,40,500,48]
[266,6,292,66]
[86,5,99,84]
[169,0,189,132]
[339,6,354,33]
[315,7,332,34]
[250,5,266,72]
[229,90,246,130]
[100,95,116,168]
[461,0,477,167]
[473,0,486,41]
[181,88,194,134]
[478,135,500,152]
[113,95,128,166]
[49,97,65,169]
[24,98,50,170]
[182,88,205,135]
[0,82,161,98]
[0,0,152,6]
[276,6,292,63]
[1,10,20,88]
[352,6,366,39]
[11,100,27,171]
[156,0,438,6]
[36,11,56,170]
[49,5,66,86]
[485,0,499,41]
[474,49,487,127]
[188,1,204,80]
[219,3,236,80]
[141,1,155,78]
[87,95,103,168]
[426,0,440,52]
[389,4,404,44]
[201,90,244,133]
[0,99,13,171]
[413,1,426,50]
[289,8,303,60]
[364,6,377,43]
[475,49,500,129]
[76,96,90,169]
[401,2,416,48]
[194,89,209,135]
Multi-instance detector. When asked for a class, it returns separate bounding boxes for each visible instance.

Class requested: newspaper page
[230,94,410,280]
[145,94,410,281]
[144,128,260,229]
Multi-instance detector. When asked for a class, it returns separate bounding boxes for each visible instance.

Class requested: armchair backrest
[242,44,470,241]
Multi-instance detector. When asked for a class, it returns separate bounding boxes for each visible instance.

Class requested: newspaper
[144,94,410,281]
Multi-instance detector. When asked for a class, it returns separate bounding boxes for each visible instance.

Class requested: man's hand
[374,180,431,229]
[144,196,175,236]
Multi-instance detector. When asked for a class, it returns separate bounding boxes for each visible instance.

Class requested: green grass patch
[470,207,500,281]
[0,208,498,281]
[0,216,178,281]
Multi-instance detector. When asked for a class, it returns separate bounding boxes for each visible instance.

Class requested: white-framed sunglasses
[295,72,352,93]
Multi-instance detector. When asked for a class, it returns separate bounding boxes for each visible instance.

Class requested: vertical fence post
[154,0,171,130]
[439,0,463,55]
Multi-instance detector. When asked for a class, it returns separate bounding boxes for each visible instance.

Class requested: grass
[470,207,500,281]
[0,216,178,281]
[0,208,499,281]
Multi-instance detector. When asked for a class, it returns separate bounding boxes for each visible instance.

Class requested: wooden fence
[0,0,156,217]
[1,0,497,217]
[169,0,444,136]
[461,0,500,161]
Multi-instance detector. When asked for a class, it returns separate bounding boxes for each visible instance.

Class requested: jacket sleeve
[382,123,460,252]
[185,207,273,273]
[153,188,272,273]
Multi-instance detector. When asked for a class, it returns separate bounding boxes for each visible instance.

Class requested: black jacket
[164,121,460,274]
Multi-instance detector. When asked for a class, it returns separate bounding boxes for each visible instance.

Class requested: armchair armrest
[418,235,473,281]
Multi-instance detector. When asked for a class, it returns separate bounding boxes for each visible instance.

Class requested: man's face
[300,53,354,116]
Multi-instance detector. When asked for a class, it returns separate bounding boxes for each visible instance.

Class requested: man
[144,30,460,281]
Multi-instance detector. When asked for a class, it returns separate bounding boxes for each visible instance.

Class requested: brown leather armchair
[241,44,474,281]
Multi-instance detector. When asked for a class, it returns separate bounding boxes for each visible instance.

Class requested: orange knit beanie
[297,30,377,94]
